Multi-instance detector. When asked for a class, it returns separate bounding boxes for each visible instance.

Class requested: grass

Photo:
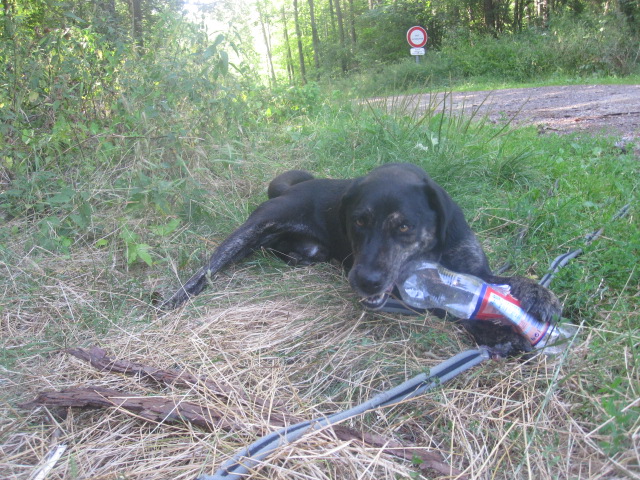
[449,73,640,92]
[328,67,640,99]
[1,86,639,480]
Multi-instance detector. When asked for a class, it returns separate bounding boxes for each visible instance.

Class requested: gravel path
[416,84,640,141]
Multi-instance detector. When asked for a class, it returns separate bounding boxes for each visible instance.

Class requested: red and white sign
[406,26,427,48]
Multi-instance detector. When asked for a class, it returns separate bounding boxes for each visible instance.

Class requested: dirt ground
[417,84,640,142]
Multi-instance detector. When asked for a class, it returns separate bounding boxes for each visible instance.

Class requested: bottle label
[470,284,515,319]
[471,285,550,346]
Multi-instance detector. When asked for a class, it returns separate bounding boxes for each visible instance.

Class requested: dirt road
[415,84,640,140]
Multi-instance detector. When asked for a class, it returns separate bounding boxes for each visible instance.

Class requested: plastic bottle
[396,260,578,355]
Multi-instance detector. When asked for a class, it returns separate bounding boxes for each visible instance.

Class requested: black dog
[162,163,561,354]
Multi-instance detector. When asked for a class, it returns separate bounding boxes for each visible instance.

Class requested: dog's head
[340,163,455,309]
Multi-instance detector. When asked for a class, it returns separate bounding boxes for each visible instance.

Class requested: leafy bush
[263,82,323,121]
[0,5,258,266]
[342,11,639,96]
[0,8,250,176]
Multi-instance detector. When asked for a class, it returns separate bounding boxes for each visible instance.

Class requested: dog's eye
[355,218,366,228]
[398,224,411,233]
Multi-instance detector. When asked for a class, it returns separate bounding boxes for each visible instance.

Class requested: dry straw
[1,237,638,479]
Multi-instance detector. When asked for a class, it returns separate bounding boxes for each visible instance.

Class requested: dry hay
[1,244,638,480]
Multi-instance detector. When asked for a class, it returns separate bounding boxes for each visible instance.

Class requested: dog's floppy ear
[338,182,357,237]
[423,176,455,246]
[338,180,360,236]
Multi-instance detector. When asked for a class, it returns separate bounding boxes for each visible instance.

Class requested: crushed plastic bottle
[396,260,578,355]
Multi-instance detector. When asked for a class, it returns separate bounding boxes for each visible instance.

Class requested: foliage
[0,3,251,174]
[264,82,323,120]
[0,0,260,266]
[335,11,640,96]
[251,0,640,83]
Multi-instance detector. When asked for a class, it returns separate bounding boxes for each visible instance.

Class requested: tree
[292,0,306,83]
[307,0,321,72]
[327,0,337,39]
[257,1,277,85]
[131,0,143,47]
[2,0,15,37]
[281,5,296,83]
[484,0,497,32]
[346,0,357,44]
[334,0,347,72]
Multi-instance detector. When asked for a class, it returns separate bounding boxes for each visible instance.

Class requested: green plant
[119,225,153,267]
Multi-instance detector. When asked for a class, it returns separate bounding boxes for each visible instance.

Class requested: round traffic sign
[406,26,427,48]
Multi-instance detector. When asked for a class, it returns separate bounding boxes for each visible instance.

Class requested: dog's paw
[461,321,533,356]
[507,277,562,324]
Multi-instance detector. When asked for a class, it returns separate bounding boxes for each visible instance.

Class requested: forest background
[1,0,639,479]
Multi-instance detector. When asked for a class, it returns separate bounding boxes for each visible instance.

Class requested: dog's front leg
[160,220,282,310]
[485,274,562,325]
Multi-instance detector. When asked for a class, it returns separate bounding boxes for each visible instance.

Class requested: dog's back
[267,170,315,199]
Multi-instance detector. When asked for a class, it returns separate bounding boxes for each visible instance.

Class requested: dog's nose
[353,267,386,295]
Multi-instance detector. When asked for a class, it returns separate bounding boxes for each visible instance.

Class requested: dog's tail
[267,170,314,199]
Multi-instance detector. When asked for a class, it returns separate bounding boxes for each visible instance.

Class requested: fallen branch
[65,346,286,409]
[20,387,243,431]
[21,347,463,478]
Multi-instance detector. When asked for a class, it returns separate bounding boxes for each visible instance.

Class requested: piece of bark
[20,387,242,431]
[66,346,285,410]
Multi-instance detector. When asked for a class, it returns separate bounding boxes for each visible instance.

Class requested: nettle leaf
[119,226,139,248]
[149,218,181,237]
[218,50,229,76]
[203,44,218,61]
[134,243,153,266]
[48,187,75,205]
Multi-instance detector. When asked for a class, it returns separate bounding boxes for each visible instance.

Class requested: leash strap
[197,348,490,480]
[540,203,630,288]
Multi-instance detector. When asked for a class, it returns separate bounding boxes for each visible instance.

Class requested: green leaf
[218,51,229,76]
[134,243,153,266]
[64,12,86,23]
[212,33,225,49]
[203,44,217,61]
[48,187,74,204]
[149,218,181,237]
[120,226,139,244]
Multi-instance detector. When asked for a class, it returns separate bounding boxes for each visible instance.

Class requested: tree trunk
[281,6,295,84]
[102,0,116,17]
[513,0,521,31]
[347,0,357,44]
[2,0,14,37]
[334,0,347,72]
[328,0,337,39]
[483,0,496,32]
[307,0,321,73]
[257,3,277,86]
[130,0,143,47]
[536,0,549,27]
[293,0,307,84]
